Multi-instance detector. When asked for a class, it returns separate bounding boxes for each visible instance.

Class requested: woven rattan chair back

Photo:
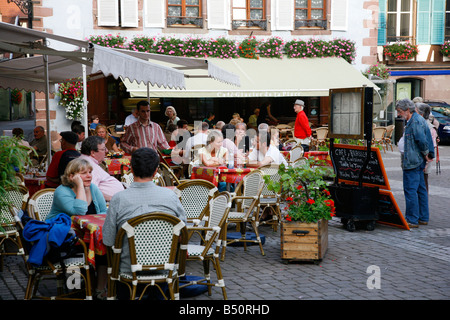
[159,162,180,186]
[27,188,55,221]
[109,213,188,300]
[174,179,218,222]
[121,171,134,189]
[259,164,280,197]
[290,145,304,163]
[204,192,231,242]
[240,170,264,210]
[292,157,309,168]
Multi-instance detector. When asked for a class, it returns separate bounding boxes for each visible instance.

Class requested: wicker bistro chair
[107,213,188,300]
[27,188,55,221]
[222,170,265,259]
[173,179,219,225]
[159,162,181,186]
[181,192,231,299]
[121,166,165,189]
[292,157,309,168]
[258,164,282,231]
[311,127,329,150]
[289,145,304,164]
[372,127,387,153]
[0,186,28,272]
[383,124,395,152]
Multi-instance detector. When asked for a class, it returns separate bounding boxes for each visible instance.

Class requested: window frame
[446,0,450,40]
[386,0,414,43]
[166,0,203,27]
[231,0,267,30]
[294,0,327,29]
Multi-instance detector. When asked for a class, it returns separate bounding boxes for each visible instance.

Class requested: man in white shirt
[247,130,288,167]
[172,121,209,165]
[124,108,139,127]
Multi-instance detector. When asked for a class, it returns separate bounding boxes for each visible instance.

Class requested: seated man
[79,136,124,201]
[30,126,47,161]
[247,130,288,167]
[103,147,187,275]
[45,131,80,188]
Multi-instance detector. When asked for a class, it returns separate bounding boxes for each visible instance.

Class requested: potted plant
[265,160,335,263]
[57,80,84,121]
[383,42,419,63]
[0,136,34,233]
[441,41,450,61]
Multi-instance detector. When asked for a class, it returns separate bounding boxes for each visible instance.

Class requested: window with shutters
[232,0,267,30]
[295,0,327,29]
[386,0,413,42]
[378,0,446,45]
[167,0,203,27]
[97,0,138,28]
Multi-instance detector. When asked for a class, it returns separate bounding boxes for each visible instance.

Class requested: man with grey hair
[396,98,434,228]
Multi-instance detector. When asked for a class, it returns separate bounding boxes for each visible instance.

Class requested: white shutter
[207,0,230,30]
[121,0,139,27]
[272,0,294,31]
[144,0,165,28]
[330,0,348,31]
[97,0,119,26]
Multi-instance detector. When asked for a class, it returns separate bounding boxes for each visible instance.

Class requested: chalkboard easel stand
[329,86,380,232]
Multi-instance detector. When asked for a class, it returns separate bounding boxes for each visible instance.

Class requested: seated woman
[46,158,108,299]
[198,130,228,167]
[199,130,229,192]
[94,124,120,153]
[222,123,246,168]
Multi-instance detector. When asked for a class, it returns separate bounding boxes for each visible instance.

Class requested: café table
[190,166,256,187]
[23,174,46,197]
[304,151,332,166]
[104,154,131,175]
[71,214,107,268]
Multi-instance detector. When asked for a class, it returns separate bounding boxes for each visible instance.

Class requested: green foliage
[238,37,259,59]
[264,160,336,223]
[383,42,418,60]
[284,38,356,63]
[87,34,127,48]
[363,63,391,80]
[127,35,156,53]
[0,136,35,232]
[258,37,284,58]
[441,41,450,57]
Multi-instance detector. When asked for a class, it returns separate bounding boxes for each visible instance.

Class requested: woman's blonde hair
[206,130,223,146]
[165,106,177,117]
[61,158,93,188]
[94,124,108,135]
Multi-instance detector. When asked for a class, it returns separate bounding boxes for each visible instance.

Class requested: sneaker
[418,221,428,225]
[408,223,419,228]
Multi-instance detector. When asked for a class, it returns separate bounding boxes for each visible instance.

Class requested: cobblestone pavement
[1,144,450,301]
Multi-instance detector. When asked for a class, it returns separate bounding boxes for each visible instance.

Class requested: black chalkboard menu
[330,144,390,190]
[378,190,409,230]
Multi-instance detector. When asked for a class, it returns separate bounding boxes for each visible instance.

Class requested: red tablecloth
[304,151,332,166]
[105,155,131,175]
[190,166,256,186]
[23,175,46,197]
[71,214,106,267]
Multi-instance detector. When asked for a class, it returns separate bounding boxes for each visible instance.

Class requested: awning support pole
[43,54,51,167]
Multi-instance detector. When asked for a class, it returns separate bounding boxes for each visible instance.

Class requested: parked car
[423,100,450,109]
[431,109,450,144]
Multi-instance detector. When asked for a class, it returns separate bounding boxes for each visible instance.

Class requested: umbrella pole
[82,47,88,138]
[43,54,51,167]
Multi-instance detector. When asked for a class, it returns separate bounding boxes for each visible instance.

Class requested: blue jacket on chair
[22,213,72,266]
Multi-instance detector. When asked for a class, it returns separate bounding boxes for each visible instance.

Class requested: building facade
[3,0,381,136]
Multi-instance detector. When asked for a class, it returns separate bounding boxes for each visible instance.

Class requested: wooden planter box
[280,219,328,263]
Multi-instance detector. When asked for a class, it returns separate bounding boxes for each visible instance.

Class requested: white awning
[124,57,377,98]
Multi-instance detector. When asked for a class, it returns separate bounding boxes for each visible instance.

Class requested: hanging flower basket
[57,80,84,121]
[11,89,22,105]
[441,41,450,61]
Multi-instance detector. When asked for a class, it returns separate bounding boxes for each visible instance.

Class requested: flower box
[280,219,328,263]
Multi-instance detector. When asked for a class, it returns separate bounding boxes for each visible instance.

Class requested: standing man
[45,131,80,188]
[293,99,312,152]
[79,136,124,202]
[248,107,260,130]
[30,126,48,157]
[121,100,170,154]
[72,123,86,151]
[396,99,434,228]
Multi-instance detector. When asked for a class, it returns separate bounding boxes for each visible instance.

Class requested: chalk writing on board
[331,144,390,189]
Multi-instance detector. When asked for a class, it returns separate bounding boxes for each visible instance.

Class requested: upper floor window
[295,0,327,29]
[232,0,266,30]
[386,0,413,43]
[167,0,203,27]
